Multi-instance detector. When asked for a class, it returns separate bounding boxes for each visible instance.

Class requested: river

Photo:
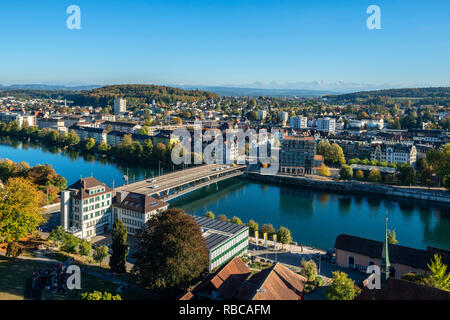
[1,138,449,251]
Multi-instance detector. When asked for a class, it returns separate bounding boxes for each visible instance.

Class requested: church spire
[380,214,391,280]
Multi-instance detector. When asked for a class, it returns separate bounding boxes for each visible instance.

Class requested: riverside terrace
[114,164,247,201]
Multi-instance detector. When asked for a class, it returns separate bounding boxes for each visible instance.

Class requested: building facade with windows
[290,116,308,130]
[279,136,319,175]
[370,143,417,165]
[112,191,169,235]
[113,98,127,114]
[60,177,113,239]
[316,117,336,132]
[192,215,249,272]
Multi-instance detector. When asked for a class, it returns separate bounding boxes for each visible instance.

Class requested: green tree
[83,138,96,152]
[133,208,209,289]
[299,259,318,282]
[398,163,416,185]
[339,165,353,180]
[93,245,109,265]
[325,271,361,300]
[247,220,259,237]
[138,126,149,135]
[276,226,292,249]
[109,219,129,274]
[79,240,92,257]
[424,254,450,292]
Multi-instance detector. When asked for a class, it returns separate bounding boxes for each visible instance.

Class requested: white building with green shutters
[191,215,249,272]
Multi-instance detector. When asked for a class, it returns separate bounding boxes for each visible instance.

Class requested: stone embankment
[243,172,450,204]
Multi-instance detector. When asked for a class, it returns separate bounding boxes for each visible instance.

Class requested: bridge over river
[115,164,247,201]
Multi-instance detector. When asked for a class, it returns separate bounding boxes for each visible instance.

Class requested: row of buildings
[60,176,249,272]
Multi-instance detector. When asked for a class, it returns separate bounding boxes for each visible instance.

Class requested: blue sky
[0,0,449,87]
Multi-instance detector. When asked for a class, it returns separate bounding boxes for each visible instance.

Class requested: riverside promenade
[243,171,450,204]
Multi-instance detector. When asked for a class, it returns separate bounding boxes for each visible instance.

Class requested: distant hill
[325,87,450,106]
[0,84,101,91]
[177,85,335,97]
[0,84,219,106]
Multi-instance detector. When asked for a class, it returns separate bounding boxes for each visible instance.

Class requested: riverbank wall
[243,172,450,204]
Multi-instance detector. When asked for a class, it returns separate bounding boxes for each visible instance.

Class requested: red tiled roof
[209,257,252,300]
[314,155,324,161]
[236,263,307,300]
[177,291,195,300]
[283,135,314,141]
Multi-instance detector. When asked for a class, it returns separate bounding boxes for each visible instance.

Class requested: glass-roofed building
[191,215,249,272]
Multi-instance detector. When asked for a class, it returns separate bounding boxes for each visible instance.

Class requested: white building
[0,112,36,128]
[61,177,113,239]
[290,116,308,129]
[278,111,289,123]
[113,98,127,114]
[371,143,417,165]
[112,191,169,235]
[257,110,267,120]
[316,117,336,132]
[191,215,249,272]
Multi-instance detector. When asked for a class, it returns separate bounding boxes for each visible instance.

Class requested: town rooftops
[178,258,306,301]
[235,263,307,300]
[191,215,248,251]
[335,234,450,270]
[282,135,314,141]
[68,177,112,200]
[186,257,252,300]
[112,191,168,214]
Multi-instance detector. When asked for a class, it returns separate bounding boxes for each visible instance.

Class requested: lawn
[0,256,152,300]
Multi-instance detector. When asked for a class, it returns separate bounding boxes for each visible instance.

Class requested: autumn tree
[109,219,129,274]
[204,211,215,219]
[259,224,275,237]
[318,164,331,177]
[0,178,44,256]
[231,216,243,225]
[217,214,230,222]
[355,169,365,180]
[387,229,399,245]
[368,168,381,183]
[133,208,209,289]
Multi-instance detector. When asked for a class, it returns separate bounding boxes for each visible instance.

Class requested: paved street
[248,243,368,284]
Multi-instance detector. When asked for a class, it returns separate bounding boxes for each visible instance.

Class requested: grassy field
[0,255,154,300]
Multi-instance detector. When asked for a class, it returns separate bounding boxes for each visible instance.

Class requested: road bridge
[115,164,247,201]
